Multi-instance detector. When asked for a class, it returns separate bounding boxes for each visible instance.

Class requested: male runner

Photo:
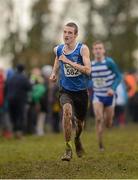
[91,41,122,151]
[50,22,91,161]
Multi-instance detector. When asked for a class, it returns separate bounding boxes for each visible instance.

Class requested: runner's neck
[64,42,77,53]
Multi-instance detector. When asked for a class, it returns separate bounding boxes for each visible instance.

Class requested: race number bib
[93,78,106,87]
[64,64,81,77]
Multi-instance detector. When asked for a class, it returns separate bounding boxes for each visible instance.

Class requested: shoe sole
[61,158,71,161]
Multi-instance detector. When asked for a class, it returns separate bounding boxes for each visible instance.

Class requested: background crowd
[0,64,138,139]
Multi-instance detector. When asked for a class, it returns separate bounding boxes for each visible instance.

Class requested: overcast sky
[1,0,138,68]
[0,0,108,68]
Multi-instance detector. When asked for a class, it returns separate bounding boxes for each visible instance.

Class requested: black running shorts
[59,87,88,121]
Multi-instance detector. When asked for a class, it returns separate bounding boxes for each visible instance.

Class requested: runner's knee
[95,112,103,122]
[63,103,72,119]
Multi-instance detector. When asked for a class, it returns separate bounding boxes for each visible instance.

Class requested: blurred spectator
[114,80,128,127]
[6,68,15,80]
[0,68,6,135]
[131,71,138,123]
[124,72,136,97]
[48,81,61,133]
[6,64,31,138]
[124,71,137,122]
[42,65,61,133]
[0,68,5,108]
[1,68,15,139]
[28,71,47,136]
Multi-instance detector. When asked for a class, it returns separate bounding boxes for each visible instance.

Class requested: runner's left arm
[107,59,122,91]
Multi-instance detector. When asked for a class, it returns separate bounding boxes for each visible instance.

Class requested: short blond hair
[92,41,104,47]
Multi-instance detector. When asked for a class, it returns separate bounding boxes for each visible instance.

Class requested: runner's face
[63,26,77,45]
[92,44,105,59]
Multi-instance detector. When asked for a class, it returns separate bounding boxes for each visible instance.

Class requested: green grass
[0,124,138,179]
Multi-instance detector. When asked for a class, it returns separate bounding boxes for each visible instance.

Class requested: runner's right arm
[49,47,59,82]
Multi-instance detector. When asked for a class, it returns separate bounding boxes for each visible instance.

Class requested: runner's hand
[107,88,114,96]
[49,73,57,82]
[59,54,69,64]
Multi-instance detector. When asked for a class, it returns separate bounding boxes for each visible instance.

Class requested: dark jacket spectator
[6,64,31,138]
[6,64,31,103]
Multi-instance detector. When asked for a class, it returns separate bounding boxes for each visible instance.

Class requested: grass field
[0,123,138,179]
